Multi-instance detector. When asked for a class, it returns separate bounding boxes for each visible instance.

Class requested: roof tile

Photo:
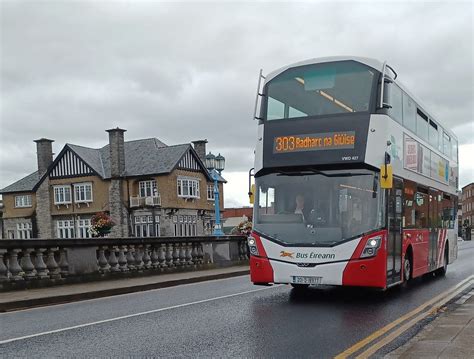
[0,171,40,193]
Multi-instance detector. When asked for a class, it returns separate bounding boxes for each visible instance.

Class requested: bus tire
[436,246,449,276]
[291,283,310,290]
[403,252,412,283]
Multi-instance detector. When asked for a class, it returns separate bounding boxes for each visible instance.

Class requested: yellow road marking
[334,275,474,359]
[355,278,474,358]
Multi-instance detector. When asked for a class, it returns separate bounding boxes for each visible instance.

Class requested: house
[0,128,225,239]
[222,207,253,234]
[461,182,474,240]
[0,199,3,238]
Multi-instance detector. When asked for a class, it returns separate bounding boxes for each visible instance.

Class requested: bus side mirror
[249,184,255,204]
[380,164,393,189]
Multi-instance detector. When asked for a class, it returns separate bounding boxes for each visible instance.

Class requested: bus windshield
[265,61,376,120]
[254,169,385,246]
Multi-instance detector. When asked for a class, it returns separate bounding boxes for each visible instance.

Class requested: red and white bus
[248,56,458,289]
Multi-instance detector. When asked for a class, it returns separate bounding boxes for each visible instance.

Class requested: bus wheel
[291,283,310,290]
[436,247,448,276]
[403,255,412,283]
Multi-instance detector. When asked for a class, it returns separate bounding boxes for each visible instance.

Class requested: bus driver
[294,194,305,217]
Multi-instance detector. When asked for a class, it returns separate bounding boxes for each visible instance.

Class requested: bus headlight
[248,236,259,256]
[360,236,382,258]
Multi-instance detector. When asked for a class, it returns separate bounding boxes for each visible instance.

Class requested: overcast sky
[1,0,473,207]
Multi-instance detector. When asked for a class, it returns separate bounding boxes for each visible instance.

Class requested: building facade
[457,194,462,236]
[222,207,253,234]
[461,182,474,232]
[1,129,225,239]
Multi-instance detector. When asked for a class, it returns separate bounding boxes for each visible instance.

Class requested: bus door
[387,177,403,286]
[429,189,439,271]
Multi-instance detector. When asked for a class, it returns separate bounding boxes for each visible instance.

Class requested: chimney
[106,127,126,177]
[192,139,207,162]
[34,138,54,176]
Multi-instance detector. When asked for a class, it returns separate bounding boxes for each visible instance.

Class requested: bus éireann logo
[280,251,294,258]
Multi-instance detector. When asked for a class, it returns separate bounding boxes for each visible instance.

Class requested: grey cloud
[1,1,473,191]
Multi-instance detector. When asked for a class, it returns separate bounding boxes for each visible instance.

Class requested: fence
[0,235,248,291]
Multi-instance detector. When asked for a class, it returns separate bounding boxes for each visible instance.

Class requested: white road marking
[0,285,279,345]
[1,273,252,315]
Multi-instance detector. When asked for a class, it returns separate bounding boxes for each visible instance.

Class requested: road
[1,241,473,358]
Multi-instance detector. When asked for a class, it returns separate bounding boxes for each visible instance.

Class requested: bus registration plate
[291,276,322,285]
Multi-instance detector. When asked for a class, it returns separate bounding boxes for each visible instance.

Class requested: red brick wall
[223,207,253,219]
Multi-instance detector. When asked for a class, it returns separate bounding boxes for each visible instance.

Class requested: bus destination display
[273,131,356,154]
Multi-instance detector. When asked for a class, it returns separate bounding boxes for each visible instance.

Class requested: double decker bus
[248,56,458,290]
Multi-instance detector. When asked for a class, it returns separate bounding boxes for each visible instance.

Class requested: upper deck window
[443,132,452,158]
[264,61,375,121]
[428,119,439,148]
[402,93,416,133]
[416,109,429,141]
[388,84,403,124]
[452,138,458,161]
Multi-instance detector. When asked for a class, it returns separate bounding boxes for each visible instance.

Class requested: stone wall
[192,140,207,162]
[34,138,54,176]
[2,217,33,239]
[107,128,128,238]
[109,179,129,237]
[35,180,53,238]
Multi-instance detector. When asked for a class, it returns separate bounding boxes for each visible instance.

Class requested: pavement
[0,265,250,312]
[386,286,474,359]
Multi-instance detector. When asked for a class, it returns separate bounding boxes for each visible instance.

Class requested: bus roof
[264,56,458,141]
[265,56,385,82]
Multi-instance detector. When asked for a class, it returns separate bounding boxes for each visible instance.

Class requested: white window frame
[173,215,181,236]
[16,222,32,239]
[77,218,91,238]
[134,215,160,237]
[177,177,200,199]
[15,195,32,208]
[173,215,197,237]
[186,215,197,237]
[53,185,72,205]
[207,184,215,200]
[74,182,93,203]
[139,180,157,198]
[57,219,75,239]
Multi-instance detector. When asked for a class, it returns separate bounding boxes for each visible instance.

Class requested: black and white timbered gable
[177,148,207,173]
[49,149,95,179]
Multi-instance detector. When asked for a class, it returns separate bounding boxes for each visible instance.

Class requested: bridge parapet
[0,236,248,291]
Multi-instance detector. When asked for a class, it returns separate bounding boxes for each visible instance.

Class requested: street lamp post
[206,152,225,236]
